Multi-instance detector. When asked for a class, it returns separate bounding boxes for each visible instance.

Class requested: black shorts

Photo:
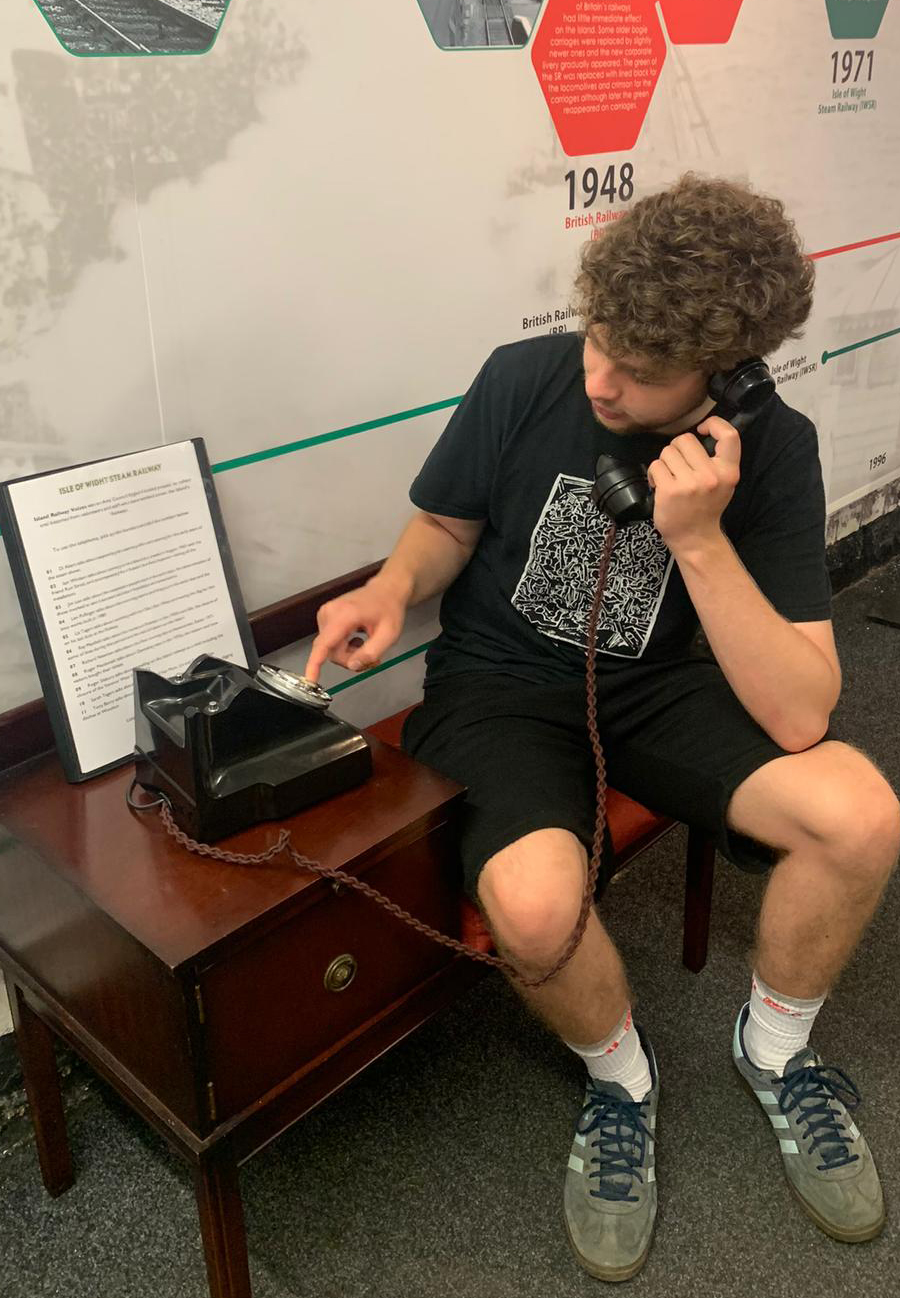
[400,660,792,899]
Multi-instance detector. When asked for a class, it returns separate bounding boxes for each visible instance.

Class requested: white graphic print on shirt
[511,474,674,659]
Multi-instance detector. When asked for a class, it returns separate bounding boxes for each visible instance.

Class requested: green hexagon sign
[33,0,232,57]
[825,0,891,38]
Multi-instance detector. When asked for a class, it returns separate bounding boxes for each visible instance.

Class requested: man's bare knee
[477,828,587,964]
[730,741,900,885]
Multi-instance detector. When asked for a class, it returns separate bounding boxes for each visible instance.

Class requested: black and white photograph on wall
[33,0,230,56]
[418,0,545,48]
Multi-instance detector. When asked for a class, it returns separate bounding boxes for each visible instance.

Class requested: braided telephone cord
[157,524,617,991]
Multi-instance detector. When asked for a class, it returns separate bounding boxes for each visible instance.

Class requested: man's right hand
[303,510,483,684]
[304,579,406,683]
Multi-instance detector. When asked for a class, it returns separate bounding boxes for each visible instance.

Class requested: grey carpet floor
[2,556,900,1298]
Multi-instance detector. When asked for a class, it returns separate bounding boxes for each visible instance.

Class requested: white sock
[566,1007,652,1102]
[743,972,827,1074]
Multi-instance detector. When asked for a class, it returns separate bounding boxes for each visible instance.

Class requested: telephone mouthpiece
[591,456,653,524]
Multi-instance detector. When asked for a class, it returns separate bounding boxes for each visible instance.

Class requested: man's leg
[477,828,660,1282]
[726,739,900,1241]
[478,827,629,1043]
[728,740,900,995]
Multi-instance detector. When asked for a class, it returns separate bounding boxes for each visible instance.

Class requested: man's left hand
[647,415,741,552]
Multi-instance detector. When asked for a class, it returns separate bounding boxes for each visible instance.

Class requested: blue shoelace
[778,1064,862,1171]
[578,1085,652,1202]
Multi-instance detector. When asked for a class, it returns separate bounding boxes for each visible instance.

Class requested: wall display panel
[1,0,899,735]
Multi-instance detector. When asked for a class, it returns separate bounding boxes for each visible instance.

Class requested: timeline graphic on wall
[0,0,898,723]
[412,0,900,524]
[420,1,890,151]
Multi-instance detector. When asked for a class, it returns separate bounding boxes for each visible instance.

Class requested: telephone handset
[590,357,776,525]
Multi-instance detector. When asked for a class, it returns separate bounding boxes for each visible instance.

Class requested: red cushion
[461,898,495,953]
[367,707,415,749]
[368,705,671,955]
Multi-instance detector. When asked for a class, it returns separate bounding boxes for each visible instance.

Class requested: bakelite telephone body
[133,656,371,842]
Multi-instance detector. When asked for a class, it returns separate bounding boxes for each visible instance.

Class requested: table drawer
[197,824,462,1122]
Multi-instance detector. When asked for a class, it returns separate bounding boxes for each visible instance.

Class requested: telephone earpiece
[591,358,776,525]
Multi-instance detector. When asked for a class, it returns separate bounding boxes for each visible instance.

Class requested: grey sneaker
[733,1002,885,1242]
[564,1026,658,1282]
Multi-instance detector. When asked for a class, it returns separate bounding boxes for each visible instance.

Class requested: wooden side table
[0,738,480,1298]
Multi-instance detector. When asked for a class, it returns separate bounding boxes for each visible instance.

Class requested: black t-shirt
[410,333,832,687]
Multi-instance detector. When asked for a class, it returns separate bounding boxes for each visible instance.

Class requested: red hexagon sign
[531,0,667,156]
[657,0,746,43]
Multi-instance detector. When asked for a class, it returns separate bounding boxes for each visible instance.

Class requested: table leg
[4,973,74,1196]
[194,1143,253,1298]
[683,827,716,973]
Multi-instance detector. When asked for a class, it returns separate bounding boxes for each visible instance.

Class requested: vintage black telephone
[132,655,371,842]
[590,357,776,523]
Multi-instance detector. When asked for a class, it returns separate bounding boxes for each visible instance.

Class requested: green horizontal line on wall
[211,398,463,474]
[3,226,897,549]
[822,326,900,364]
[207,231,896,476]
[328,641,432,693]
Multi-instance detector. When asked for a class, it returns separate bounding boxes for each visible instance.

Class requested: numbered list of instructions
[9,441,248,774]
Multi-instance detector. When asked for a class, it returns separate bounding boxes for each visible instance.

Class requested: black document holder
[0,438,257,783]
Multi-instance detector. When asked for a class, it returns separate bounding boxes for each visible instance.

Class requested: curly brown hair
[573,173,815,374]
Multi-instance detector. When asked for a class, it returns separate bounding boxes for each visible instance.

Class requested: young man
[304,174,900,1281]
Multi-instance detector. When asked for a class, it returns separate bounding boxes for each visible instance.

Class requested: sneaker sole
[564,1215,652,1282]
[735,1067,886,1244]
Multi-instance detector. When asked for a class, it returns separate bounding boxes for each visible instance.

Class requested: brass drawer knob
[324,953,357,992]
